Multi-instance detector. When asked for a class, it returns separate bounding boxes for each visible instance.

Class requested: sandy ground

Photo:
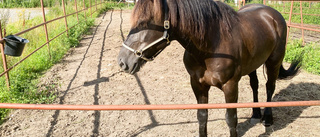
[0,10,319,137]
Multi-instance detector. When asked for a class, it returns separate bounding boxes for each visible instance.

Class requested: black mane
[168,0,239,41]
[131,0,239,43]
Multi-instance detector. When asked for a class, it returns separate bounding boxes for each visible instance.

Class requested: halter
[122,0,170,61]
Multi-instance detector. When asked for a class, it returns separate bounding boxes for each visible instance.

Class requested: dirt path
[1,10,320,137]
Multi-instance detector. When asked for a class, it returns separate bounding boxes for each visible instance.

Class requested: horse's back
[238,4,287,39]
[236,4,287,75]
[239,4,287,35]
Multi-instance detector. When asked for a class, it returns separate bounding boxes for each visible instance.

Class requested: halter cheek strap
[121,29,170,61]
[121,0,170,62]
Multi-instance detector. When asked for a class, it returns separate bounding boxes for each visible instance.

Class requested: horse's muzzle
[118,58,128,71]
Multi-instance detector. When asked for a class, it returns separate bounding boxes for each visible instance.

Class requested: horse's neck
[175,25,223,54]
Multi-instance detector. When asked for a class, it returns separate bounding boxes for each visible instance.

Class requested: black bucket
[4,35,29,57]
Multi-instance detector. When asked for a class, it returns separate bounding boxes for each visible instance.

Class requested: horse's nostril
[119,59,128,70]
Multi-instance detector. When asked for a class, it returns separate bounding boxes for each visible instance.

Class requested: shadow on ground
[238,82,320,137]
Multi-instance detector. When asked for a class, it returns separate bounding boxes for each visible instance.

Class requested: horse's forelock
[131,0,163,28]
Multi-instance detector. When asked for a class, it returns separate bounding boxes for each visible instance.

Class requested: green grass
[0,1,131,123]
[262,2,320,74]
[267,1,320,25]
[0,0,101,8]
[285,40,320,75]
[227,1,320,25]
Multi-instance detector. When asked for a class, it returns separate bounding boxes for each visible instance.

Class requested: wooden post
[40,0,51,59]
[62,0,69,36]
[0,22,10,89]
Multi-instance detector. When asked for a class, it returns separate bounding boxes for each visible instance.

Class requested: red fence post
[287,1,294,45]
[309,1,311,8]
[101,0,102,9]
[0,22,10,89]
[75,0,79,22]
[62,0,69,36]
[83,0,87,20]
[283,1,285,13]
[40,0,51,59]
[300,1,305,45]
[90,0,92,18]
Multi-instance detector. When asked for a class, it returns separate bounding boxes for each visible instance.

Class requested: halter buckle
[164,20,170,29]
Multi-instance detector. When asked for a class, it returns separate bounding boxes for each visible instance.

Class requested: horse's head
[118,0,171,74]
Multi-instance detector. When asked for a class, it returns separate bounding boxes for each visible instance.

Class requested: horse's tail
[278,58,302,79]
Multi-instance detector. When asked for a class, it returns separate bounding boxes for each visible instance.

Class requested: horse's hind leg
[249,70,262,124]
[190,77,210,137]
[263,60,282,126]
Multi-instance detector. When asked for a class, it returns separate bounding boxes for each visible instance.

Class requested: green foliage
[266,1,320,25]
[0,0,57,8]
[264,2,320,74]
[284,40,320,75]
[0,1,114,123]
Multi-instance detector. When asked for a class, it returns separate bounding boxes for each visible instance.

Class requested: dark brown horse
[117,0,300,136]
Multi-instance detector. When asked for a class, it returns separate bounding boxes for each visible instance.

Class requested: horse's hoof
[229,128,237,137]
[262,118,273,127]
[250,118,261,125]
[263,121,273,127]
[262,114,273,127]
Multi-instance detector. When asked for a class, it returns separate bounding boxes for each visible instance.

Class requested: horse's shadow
[130,82,320,136]
[238,82,320,137]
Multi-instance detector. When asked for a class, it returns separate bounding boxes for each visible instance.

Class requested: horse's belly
[241,52,271,76]
[241,63,263,76]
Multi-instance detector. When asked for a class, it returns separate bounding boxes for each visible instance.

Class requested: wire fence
[0,0,107,89]
[265,1,320,44]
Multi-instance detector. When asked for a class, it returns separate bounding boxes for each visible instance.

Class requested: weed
[0,9,10,30]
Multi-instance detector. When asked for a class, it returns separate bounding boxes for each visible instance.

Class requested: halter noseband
[122,0,170,62]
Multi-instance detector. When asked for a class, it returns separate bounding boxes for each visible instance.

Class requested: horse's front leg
[222,80,239,137]
[190,76,210,137]
[249,70,262,124]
